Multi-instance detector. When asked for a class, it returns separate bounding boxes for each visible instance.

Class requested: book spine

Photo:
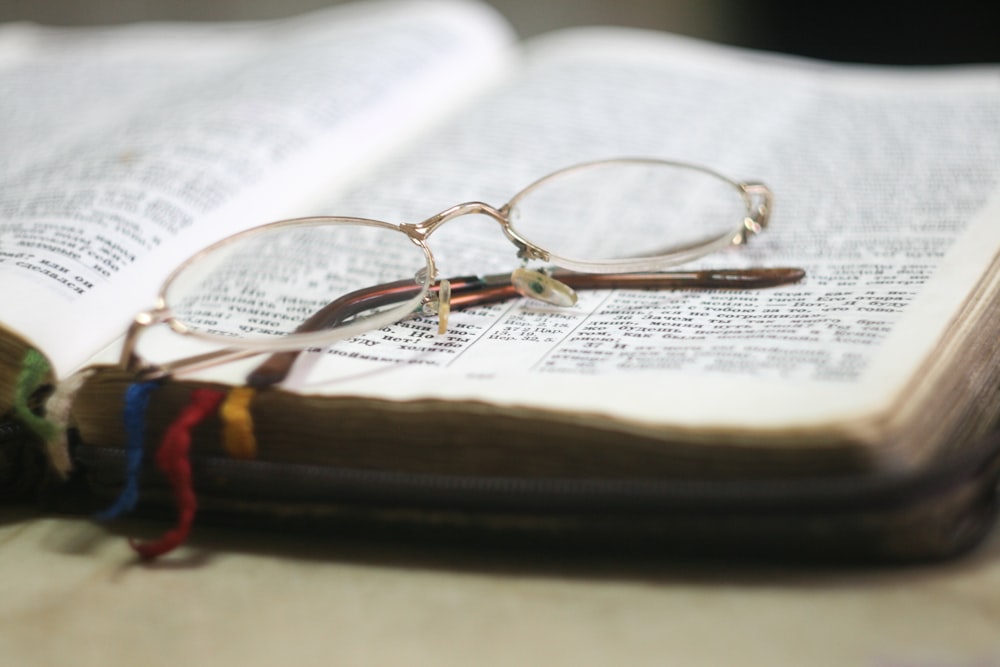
[0,420,47,501]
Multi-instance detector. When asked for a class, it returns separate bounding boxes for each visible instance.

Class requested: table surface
[1,508,999,667]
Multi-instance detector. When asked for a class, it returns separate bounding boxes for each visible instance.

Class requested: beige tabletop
[1,507,998,667]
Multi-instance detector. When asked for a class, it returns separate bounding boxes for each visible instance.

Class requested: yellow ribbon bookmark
[220,386,258,459]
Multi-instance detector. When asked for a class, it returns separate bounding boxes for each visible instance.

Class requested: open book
[3,0,1000,558]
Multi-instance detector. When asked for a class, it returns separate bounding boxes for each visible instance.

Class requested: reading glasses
[120,157,802,385]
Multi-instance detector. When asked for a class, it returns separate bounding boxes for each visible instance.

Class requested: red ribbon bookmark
[130,388,224,560]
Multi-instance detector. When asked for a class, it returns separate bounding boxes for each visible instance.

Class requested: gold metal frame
[119,157,778,381]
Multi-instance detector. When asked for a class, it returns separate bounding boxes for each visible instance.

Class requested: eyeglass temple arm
[245,266,804,388]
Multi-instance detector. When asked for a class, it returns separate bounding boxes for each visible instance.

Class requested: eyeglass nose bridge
[403,201,506,239]
[401,201,549,262]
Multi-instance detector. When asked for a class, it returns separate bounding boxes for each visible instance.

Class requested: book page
[93,26,1000,438]
[0,0,515,377]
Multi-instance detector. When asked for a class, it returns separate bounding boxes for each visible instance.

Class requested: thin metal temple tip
[700,267,806,288]
[245,350,301,389]
[747,267,806,286]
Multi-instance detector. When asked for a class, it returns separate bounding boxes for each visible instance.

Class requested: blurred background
[0,0,998,64]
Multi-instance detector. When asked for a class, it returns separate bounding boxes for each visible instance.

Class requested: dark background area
[744,0,1000,65]
[0,0,998,64]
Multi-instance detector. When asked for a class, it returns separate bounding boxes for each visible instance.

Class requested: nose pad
[435,279,451,334]
[419,279,451,333]
[510,268,578,307]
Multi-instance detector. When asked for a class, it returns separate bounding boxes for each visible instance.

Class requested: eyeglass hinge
[515,243,549,262]
[734,182,773,245]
